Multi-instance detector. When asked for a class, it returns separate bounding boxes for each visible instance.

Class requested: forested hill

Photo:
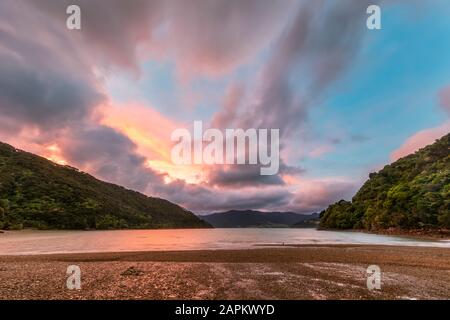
[320,133,450,230]
[0,141,211,230]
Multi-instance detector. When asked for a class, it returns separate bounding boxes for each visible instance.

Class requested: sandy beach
[0,245,449,300]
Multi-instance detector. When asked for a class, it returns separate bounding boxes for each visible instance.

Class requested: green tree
[320,133,450,231]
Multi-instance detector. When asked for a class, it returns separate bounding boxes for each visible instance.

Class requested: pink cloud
[1,0,433,216]
[210,84,245,128]
[287,178,356,213]
[98,102,181,160]
[390,122,450,161]
[309,145,335,158]
[32,0,293,79]
[163,0,294,78]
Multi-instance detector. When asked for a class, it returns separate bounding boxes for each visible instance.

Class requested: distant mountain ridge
[0,141,211,230]
[291,217,320,228]
[200,210,319,228]
[320,132,450,230]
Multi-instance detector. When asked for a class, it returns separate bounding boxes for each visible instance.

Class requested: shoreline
[1,244,450,263]
[0,245,449,300]
[351,228,450,240]
[2,226,450,239]
[0,227,450,236]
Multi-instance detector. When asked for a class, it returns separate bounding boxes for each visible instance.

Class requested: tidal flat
[0,245,449,300]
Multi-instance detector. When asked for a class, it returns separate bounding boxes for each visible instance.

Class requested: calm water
[0,228,449,255]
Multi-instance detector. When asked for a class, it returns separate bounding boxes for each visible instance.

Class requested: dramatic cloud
[218,0,379,134]
[153,180,293,213]
[206,165,284,188]
[203,0,379,198]
[163,0,295,78]
[0,0,402,214]
[287,179,357,213]
[31,0,293,77]
[60,126,163,192]
[30,0,163,73]
[0,0,103,136]
[0,56,102,132]
[0,0,163,194]
[210,84,245,129]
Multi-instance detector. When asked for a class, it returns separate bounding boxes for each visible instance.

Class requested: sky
[0,0,449,214]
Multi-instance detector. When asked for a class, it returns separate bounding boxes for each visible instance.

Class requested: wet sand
[0,245,449,300]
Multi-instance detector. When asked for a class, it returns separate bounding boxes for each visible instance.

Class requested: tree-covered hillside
[320,133,450,230]
[0,141,211,230]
